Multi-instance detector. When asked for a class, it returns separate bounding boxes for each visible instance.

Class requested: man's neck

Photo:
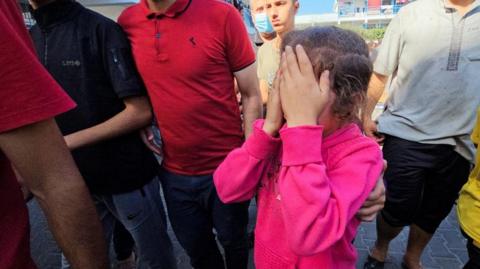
[274,26,294,50]
[446,0,475,15]
[147,0,177,13]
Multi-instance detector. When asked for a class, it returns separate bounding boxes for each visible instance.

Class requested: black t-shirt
[30,0,158,194]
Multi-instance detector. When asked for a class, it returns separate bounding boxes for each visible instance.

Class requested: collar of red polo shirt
[141,0,192,18]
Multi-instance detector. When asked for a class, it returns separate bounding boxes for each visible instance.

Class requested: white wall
[86,5,132,20]
[78,0,138,20]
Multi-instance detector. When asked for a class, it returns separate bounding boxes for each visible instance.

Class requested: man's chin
[273,25,285,33]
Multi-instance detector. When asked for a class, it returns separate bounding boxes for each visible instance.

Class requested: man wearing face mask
[251,0,277,43]
[253,0,299,105]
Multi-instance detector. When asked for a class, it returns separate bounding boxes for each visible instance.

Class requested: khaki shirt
[257,40,281,90]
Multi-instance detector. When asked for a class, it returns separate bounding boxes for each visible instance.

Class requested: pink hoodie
[214,120,383,269]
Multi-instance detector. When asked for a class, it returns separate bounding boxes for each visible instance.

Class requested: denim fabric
[61,178,176,269]
[159,168,249,269]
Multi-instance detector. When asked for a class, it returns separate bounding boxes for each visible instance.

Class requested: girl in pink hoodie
[214,27,384,269]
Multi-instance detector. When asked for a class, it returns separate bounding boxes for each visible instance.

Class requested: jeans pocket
[112,185,154,230]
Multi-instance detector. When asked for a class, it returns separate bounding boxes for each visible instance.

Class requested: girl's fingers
[272,70,280,94]
[295,45,315,79]
[279,70,288,103]
[280,52,291,83]
[319,70,331,92]
[285,46,301,79]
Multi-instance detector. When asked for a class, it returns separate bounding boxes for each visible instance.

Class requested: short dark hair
[282,26,372,124]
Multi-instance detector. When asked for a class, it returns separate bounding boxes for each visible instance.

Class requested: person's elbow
[372,72,388,84]
[135,107,152,127]
[243,91,262,110]
[240,83,261,103]
[213,166,250,204]
[124,96,153,127]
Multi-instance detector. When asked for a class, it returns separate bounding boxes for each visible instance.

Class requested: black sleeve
[98,20,147,99]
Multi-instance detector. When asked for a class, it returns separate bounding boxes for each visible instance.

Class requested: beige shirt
[374,0,480,162]
[257,40,281,90]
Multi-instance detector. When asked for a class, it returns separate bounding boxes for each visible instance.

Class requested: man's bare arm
[234,63,263,138]
[65,96,152,150]
[259,79,270,105]
[364,72,388,117]
[363,72,388,142]
[0,119,108,269]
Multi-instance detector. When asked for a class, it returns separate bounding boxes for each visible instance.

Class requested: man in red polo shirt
[119,0,262,268]
[0,1,108,268]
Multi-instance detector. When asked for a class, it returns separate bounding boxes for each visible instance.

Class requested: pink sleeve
[214,120,281,203]
[278,126,383,256]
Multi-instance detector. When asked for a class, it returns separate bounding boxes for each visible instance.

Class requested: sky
[297,0,335,15]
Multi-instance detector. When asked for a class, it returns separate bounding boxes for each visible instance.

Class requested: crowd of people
[0,0,479,269]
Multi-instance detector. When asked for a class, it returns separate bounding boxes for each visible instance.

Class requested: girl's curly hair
[281,26,373,125]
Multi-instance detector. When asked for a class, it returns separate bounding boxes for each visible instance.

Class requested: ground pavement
[29,197,469,269]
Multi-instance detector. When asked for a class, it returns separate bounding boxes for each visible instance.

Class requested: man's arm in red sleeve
[0,120,109,269]
[225,7,263,137]
[0,7,109,268]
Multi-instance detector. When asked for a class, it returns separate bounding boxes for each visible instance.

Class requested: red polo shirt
[0,1,75,268]
[119,0,255,175]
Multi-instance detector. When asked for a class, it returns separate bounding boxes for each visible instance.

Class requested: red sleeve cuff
[0,96,75,133]
[280,125,324,166]
[245,120,281,160]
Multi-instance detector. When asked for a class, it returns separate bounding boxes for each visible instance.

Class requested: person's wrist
[262,121,280,137]
[362,112,374,122]
[286,116,318,127]
[64,134,79,150]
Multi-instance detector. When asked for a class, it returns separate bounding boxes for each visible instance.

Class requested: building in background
[296,0,412,29]
[78,0,138,20]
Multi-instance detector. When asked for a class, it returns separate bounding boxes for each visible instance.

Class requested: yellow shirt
[458,108,480,245]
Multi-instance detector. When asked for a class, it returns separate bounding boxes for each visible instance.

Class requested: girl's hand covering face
[279,45,332,127]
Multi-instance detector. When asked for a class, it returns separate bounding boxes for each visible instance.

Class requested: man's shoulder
[258,40,276,55]
[194,0,237,20]
[257,41,279,66]
[204,0,236,11]
[119,3,143,19]
[396,0,437,18]
[118,4,144,28]
[78,7,120,30]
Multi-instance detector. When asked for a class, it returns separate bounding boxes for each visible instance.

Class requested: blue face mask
[254,13,274,34]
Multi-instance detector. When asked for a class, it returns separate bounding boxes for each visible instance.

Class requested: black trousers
[461,230,480,269]
[159,168,250,269]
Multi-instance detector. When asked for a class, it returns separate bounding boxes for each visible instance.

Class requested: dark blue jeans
[159,168,250,269]
[61,178,176,269]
